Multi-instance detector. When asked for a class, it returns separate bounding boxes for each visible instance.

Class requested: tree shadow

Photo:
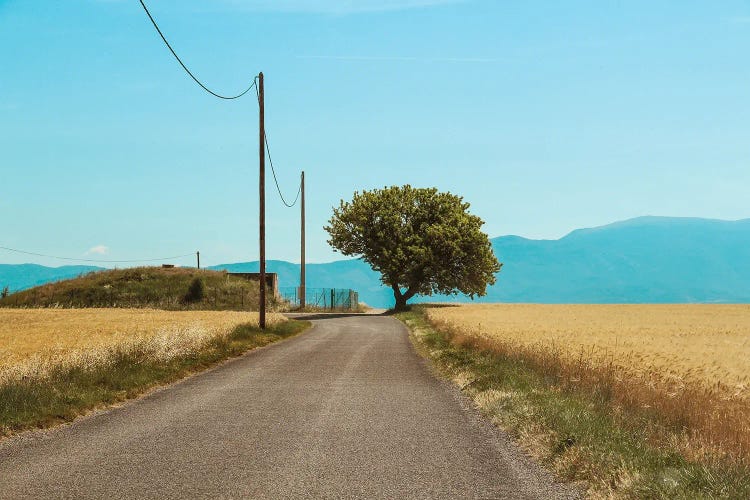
[283,312,384,321]
[381,303,462,316]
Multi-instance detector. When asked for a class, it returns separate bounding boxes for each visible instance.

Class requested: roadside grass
[0,319,309,437]
[397,306,750,499]
[426,303,750,462]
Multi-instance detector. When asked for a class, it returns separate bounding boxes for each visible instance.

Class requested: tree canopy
[325,185,501,310]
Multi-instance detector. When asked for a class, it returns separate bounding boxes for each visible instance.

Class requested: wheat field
[427,304,750,395]
[425,304,750,458]
[0,308,285,380]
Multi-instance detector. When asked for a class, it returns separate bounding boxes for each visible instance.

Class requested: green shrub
[183,277,205,303]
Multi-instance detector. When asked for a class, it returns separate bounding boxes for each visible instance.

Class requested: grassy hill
[0,267,267,311]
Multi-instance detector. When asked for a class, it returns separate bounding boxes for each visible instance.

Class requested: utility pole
[258,72,266,329]
[300,171,306,309]
[196,251,200,270]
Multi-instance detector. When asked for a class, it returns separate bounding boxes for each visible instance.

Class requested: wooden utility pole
[258,72,266,329]
[300,171,306,309]
[196,251,200,270]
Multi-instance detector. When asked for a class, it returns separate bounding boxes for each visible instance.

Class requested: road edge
[0,319,313,446]
[392,311,582,499]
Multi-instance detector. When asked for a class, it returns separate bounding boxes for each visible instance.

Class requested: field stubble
[426,304,750,463]
[0,308,297,435]
[0,308,284,380]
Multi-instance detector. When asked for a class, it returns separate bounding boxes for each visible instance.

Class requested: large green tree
[325,185,501,310]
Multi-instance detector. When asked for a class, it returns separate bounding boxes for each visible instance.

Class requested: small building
[228,272,279,298]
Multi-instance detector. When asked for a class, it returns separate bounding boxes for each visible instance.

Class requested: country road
[0,314,576,499]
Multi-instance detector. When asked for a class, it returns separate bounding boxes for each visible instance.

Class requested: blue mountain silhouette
[3,217,750,308]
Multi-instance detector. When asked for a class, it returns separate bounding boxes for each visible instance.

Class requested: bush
[183,277,205,303]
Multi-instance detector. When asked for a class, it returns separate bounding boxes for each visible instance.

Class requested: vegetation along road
[0,314,575,499]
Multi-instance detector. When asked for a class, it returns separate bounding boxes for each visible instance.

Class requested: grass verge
[0,319,309,437]
[397,306,750,499]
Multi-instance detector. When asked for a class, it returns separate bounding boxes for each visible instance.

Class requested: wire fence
[279,287,359,311]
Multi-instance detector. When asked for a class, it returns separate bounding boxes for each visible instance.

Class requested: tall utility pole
[258,72,266,329]
[300,171,306,309]
[196,251,200,270]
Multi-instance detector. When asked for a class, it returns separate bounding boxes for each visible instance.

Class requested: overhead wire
[255,80,302,208]
[139,1,301,208]
[255,83,303,208]
[139,0,256,100]
[6,3,299,269]
[265,133,303,208]
[0,246,195,264]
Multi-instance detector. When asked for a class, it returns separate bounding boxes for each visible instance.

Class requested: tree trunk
[392,285,415,311]
[394,294,408,311]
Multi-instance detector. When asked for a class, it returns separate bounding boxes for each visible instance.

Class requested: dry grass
[0,308,303,436]
[426,304,750,462]
[0,308,285,382]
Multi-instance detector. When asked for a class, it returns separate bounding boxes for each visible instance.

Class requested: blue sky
[1,0,749,267]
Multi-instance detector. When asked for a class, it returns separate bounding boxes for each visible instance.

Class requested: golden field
[425,304,750,458]
[0,308,285,379]
[426,304,750,396]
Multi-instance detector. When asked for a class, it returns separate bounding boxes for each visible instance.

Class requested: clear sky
[1,0,749,267]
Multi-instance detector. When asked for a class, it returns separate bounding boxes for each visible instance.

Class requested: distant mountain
[4,217,750,308]
[212,216,750,307]
[483,216,750,304]
[0,264,103,294]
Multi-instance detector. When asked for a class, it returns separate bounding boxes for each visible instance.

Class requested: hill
[0,267,263,310]
[483,216,750,303]
[4,216,750,308]
[212,217,750,307]
[0,264,103,294]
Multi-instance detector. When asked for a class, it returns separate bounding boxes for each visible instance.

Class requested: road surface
[0,314,576,499]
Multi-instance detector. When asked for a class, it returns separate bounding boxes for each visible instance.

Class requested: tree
[1,286,8,299]
[325,185,502,310]
[183,277,205,304]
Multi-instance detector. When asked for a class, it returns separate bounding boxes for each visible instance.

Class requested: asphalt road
[0,314,576,499]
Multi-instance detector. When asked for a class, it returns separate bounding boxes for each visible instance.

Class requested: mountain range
[2,216,750,308]
[0,264,102,294]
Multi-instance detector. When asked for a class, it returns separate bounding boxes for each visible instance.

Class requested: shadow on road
[283,312,386,321]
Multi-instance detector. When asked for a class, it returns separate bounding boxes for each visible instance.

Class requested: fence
[279,287,359,311]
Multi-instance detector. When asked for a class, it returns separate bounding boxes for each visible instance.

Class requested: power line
[255,83,302,208]
[265,133,303,207]
[139,0,257,100]
[0,246,194,264]
[139,1,300,207]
